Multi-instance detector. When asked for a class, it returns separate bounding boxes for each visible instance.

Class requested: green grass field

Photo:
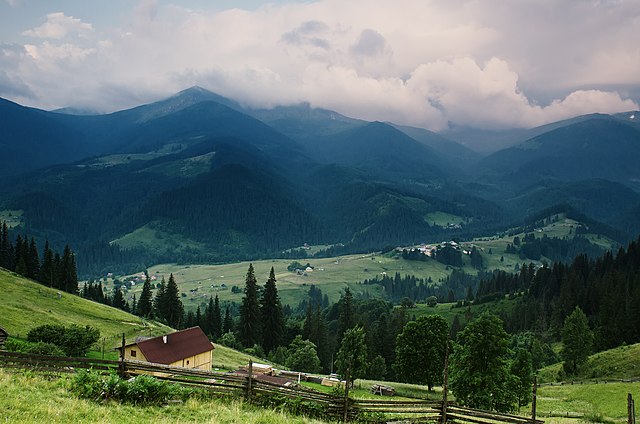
[104,215,616,314]
[0,369,326,424]
[0,268,270,370]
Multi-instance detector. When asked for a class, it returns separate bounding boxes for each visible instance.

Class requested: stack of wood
[370,383,395,396]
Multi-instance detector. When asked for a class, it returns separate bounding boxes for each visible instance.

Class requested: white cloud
[4,0,639,129]
[22,12,93,39]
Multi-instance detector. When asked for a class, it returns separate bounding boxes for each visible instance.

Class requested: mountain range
[1,86,639,275]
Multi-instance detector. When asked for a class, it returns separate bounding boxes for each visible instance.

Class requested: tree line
[0,221,78,294]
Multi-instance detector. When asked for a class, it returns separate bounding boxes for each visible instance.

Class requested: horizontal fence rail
[0,350,546,423]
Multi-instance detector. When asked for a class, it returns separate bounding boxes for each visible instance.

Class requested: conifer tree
[338,287,355,343]
[137,276,154,318]
[60,245,78,294]
[223,306,233,334]
[112,286,127,310]
[195,305,203,329]
[261,267,284,353]
[27,238,40,279]
[39,240,55,287]
[212,295,222,338]
[239,264,261,348]
[14,235,27,276]
[154,277,167,318]
[0,221,8,269]
[162,274,184,329]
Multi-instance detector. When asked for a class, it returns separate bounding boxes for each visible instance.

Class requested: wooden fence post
[118,333,125,378]
[629,393,636,424]
[343,365,351,423]
[532,376,537,424]
[441,342,449,424]
[246,360,253,401]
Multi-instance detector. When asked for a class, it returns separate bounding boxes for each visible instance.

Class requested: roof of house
[126,327,214,365]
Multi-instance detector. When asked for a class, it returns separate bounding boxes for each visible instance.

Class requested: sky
[1,0,639,131]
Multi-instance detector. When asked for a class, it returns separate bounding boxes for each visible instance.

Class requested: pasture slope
[0,267,265,370]
[106,215,615,313]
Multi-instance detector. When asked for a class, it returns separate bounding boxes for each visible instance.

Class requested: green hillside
[0,268,264,370]
[537,343,640,383]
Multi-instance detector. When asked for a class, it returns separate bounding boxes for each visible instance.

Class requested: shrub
[71,370,194,406]
[4,338,65,356]
[27,324,100,357]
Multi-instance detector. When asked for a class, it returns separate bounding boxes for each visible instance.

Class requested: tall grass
[0,369,327,424]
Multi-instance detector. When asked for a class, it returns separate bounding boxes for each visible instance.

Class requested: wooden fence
[0,350,548,423]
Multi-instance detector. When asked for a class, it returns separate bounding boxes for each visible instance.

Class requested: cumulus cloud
[22,12,93,39]
[3,0,639,130]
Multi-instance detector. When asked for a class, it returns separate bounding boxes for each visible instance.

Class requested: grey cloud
[0,70,35,99]
[350,29,388,57]
[280,20,331,49]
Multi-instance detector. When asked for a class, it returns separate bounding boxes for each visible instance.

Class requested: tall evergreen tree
[162,273,184,329]
[112,286,127,310]
[223,306,234,334]
[212,295,222,338]
[195,305,203,329]
[27,238,40,280]
[239,264,261,348]
[261,267,284,353]
[137,276,154,318]
[39,240,55,287]
[14,235,27,276]
[154,277,167,319]
[60,245,78,294]
[338,287,356,343]
[0,221,9,269]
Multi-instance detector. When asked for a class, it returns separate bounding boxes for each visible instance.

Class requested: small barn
[117,327,214,371]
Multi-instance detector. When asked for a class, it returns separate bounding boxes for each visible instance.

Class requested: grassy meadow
[104,214,616,314]
[0,268,269,370]
[0,369,326,424]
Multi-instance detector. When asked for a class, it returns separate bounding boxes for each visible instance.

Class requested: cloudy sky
[1,0,639,130]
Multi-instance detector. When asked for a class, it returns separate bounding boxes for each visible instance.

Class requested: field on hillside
[101,215,615,313]
[0,269,173,350]
[0,268,269,369]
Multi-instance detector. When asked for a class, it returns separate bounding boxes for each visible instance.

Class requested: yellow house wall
[168,350,212,371]
[121,344,213,371]
[123,345,148,362]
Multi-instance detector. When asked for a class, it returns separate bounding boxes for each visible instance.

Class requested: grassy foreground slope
[0,369,325,424]
[0,267,172,345]
[0,268,265,370]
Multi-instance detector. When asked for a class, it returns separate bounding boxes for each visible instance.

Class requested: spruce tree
[338,287,355,343]
[162,274,184,329]
[213,295,222,338]
[112,286,127,310]
[239,264,261,348]
[0,221,8,269]
[60,245,78,294]
[154,277,167,318]
[137,276,154,318]
[261,267,284,353]
[195,305,203,329]
[223,306,233,334]
[14,235,27,276]
[27,238,40,279]
[39,240,55,287]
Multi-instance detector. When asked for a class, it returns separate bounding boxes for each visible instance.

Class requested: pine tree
[239,264,261,348]
[338,287,355,343]
[261,267,284,353]
[0,221,9,269]
[223,306,234,334]
[195,305,203,329]
[112,286,127,310]
[213,295,222,338]
[137,276,154,318]
[14,235,27,276]
[60,245,78,294]
[154,277,167,318]
[27,238,40,279]
[162,274,184,329]
[39,240,55,287]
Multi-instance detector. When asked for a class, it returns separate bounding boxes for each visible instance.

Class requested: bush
[27,324,100,357]
[71,370,193,406]
[4,338,65,356]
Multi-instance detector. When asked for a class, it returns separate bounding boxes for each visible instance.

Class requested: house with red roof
[117,327,215,371]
